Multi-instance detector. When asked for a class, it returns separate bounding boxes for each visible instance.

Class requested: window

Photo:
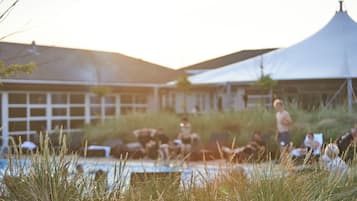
[105,107,116,116]
[90,106,101,116]
[121,107,132,115]
[52,120,68,130]
[30,94,46,104]
[30,108,46,117]
[9,93,26,104]
[121,95,132,104]
[90,118,100,125]
[135,95,147,104]
[52,94,67,104]
[135,107,147,113]
[70,107,85,116]
[90,96,101,104]
[9,108,27,118]
[52,108,67,116]
[29,121,46,133]
[70,94,84,104]
[120,94,148,115]
[70,120,84,129]
[105,96,115,105]
[9,121,27,132]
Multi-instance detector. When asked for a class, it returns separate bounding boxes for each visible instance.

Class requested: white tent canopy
[189,9,357,85]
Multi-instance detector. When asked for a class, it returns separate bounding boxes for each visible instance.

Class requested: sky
[0,0,357,69]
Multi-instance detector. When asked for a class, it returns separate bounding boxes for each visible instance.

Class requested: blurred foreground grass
[1,134,357,201]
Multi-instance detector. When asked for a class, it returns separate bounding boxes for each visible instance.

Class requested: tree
[0,0,19,24]
[253,74,277,90]
[176,76,192,114]
[252,58,278,107]
[0,61,35,78]
[90,86,112,98]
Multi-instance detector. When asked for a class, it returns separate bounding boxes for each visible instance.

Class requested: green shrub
[84,105,355,155]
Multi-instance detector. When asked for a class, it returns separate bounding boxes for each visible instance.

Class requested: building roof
[0,41,176,85]
[181,48,276,71]
[189,7,357,85]
[173,48,275,77]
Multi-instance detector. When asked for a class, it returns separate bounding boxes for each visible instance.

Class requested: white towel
[21,141,37,151]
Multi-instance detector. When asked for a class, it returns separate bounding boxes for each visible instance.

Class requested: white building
[0,41,177,148]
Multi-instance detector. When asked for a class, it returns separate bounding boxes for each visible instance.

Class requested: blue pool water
[0,160,7,169]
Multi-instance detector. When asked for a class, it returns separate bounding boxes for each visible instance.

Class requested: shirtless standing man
[273,99,293,159]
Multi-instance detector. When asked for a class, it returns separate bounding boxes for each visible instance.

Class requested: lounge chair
[86,145,111,157]
[304,133,323,156]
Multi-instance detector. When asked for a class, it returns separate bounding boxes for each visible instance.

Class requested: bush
[84,105,355,156]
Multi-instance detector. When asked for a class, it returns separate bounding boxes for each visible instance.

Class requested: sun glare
[1,0,357,68]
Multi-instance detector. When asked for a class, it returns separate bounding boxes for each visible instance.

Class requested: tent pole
[326,80,346,107]
[347,78,353,112]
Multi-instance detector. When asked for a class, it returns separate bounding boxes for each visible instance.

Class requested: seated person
[76,164,84,175]
[243,132,267,159]
[176,117,192,155]
[94,169,108,192]
[153,128,170,145]
[336,127,357,163]
[321,143,348,173]
[152,128,170,160]
[145,139,159,159]
[177,117,192,144]
[133,128,157,147]
[132,128,157,158]
[223,131,266,162]
[175,117,200,157]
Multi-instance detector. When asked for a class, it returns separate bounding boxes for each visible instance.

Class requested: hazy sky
[0,0,356,69]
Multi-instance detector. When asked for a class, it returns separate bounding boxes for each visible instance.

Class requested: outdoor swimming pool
[0,159,226,189]
[78,160,223,187]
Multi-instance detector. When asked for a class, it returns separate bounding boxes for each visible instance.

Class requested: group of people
[133,127,170,159]
[126,98,356,172]
[131,117,201,160]
[273,98,353,172]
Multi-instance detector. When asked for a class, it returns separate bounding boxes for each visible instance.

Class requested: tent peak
[338,0,345,12]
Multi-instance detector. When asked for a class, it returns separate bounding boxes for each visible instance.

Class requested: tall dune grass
[2,134,357,200]
[1,135,127,201]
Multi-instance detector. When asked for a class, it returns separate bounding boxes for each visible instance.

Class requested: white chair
[290,133,323,158]
[304,133,323,156]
